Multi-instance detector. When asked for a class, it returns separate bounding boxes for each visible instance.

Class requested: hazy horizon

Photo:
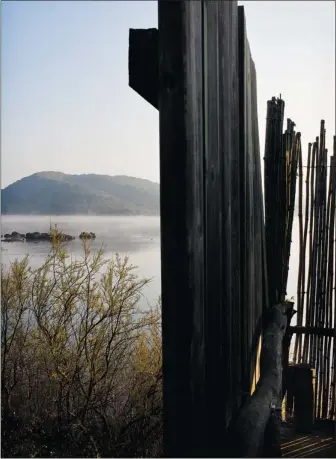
[2,1,335,188]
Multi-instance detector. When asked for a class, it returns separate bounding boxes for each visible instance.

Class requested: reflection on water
[1,215,162,307]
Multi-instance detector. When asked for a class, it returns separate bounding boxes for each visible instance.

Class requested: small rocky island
[79,232,96,240]
[2,231,25,242]
[1,230,97,243]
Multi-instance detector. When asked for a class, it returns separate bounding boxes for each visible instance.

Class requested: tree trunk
[230,302,293,457]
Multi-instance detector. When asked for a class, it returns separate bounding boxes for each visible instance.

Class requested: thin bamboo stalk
[299,144,312,361]
[316,124,327,418]
[313,132,324,418]
[303,141,317,362]
[330,151,336,420]
[310,138,320,369]
[321,151,333,418]
[283,124,298,301]
[295,137,304,362]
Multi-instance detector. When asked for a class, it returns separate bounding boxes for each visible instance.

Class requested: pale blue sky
[2,1,335,188]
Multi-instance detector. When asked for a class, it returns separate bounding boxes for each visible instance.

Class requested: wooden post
[287,364,316,433]
[282,305,296,401]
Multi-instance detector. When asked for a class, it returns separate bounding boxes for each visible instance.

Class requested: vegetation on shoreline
[1,234,163,457]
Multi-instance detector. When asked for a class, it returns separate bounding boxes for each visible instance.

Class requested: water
[1,215,162,308]
[1,215,301,310]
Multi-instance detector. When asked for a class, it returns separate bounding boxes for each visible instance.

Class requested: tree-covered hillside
[1,172,160,215]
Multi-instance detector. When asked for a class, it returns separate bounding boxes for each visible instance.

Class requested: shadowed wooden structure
[128,0,335,457]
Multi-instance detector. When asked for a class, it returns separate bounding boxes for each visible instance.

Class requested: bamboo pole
[294,135,303,360]
[296,125,335,422]
[303,141,317,362]
[320,125,329,419]
[330,150,336,423]
[265,111,335,425]
[322,154,334,418]
[316,124,326,419]
[297,144,311,362]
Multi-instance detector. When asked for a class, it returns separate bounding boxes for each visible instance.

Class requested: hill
[1,172,160,215]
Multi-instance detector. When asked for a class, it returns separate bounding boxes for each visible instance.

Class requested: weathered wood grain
[158,1,206,456]
[132,2,269,456]
[238,5,266,401]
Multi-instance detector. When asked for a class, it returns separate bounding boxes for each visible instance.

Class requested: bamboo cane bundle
[294,125,335,420]
[264,104,335,420]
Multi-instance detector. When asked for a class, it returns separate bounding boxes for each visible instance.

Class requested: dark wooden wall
[129,1,267,456]
[238,7,268,399]
[158,2,267,456]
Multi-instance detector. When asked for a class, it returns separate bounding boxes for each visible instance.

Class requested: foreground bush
[1,238,163,457]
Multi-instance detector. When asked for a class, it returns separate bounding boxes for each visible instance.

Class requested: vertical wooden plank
[201,2,240,454]
[238,5,265,396]
[184,2,207,455]
[221,0,242,418]
[217,1,241,427]
[251,56,264,371]
[203,2,223,454]
[158,1,206,456]
[256,61,269,316]
[158,2,191,454]
[238,6,250,397]
[246,40,255,388]
[202,1,239,452]
[238,6,248,396]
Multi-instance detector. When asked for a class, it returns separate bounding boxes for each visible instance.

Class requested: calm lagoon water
[1,214,301,311]
[1,215,162,308]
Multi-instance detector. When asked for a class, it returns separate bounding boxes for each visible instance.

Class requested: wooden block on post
[128,28,158,109]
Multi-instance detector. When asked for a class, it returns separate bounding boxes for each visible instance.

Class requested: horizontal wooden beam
[128,28,158,109]
[289,326,335,337]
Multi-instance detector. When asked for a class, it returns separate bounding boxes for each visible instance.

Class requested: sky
[1,1,335,188]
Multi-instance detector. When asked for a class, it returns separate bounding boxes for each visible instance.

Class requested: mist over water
[1,214,301,313]
[1,215,161,308]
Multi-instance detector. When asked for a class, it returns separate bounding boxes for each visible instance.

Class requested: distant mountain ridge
[1,171,160,215]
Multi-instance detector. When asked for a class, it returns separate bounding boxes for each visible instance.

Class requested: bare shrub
[1,236,163,457]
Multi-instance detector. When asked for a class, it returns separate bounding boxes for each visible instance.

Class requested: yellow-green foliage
[1,237,163,458]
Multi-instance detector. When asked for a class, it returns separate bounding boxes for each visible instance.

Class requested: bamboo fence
[265,97,335,421]
[264,97,300,307]
[294,124,335,421]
